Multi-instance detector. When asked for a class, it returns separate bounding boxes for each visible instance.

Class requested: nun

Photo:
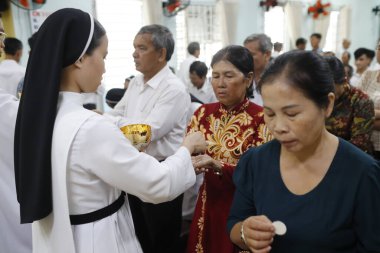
[14,8,207,253]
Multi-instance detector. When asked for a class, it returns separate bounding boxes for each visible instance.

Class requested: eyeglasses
[0,32,6,44]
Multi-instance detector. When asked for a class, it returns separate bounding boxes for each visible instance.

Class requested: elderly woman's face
[211,60,250,109]
[261,79,333,154]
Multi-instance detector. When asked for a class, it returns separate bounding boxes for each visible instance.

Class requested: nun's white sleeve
[70,114,195,204]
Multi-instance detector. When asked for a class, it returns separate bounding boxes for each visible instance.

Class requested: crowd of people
[0,7,380,253]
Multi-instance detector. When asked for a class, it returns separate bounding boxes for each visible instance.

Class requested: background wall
[8,0,93,66]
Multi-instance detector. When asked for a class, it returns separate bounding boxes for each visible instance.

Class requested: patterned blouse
[357,70,380,151]
[326,84,374,153]
[186,98,271,253]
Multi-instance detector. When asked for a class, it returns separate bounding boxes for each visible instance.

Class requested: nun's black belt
[70,191,126,225]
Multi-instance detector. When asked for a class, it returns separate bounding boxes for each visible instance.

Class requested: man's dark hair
[189,61,208,78]
[295,37,307,46]
[354,48,375,60]
[310,33,322,40]
[4,37,23,55]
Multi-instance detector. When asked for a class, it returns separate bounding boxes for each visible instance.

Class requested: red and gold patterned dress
[186,98,271,253]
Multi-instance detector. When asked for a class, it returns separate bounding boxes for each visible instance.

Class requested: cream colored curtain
[284,1,304,50]
[336,5,351,50]
[313,14,330,49]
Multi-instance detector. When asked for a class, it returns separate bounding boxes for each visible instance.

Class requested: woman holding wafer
[228,51,380,252]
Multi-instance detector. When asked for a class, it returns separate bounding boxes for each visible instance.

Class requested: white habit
[0,89,32,253]
[32,92,196,253]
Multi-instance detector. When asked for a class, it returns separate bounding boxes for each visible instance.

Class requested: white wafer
[272,221,287,236]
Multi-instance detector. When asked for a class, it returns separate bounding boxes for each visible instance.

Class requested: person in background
[188,61,216,104]
[324,56,374,154]
[350,48,375,87]
[372,39,380,71]
[186,45,271,253]
[105,24,191,253]
[124,75,134,89]
[243,33,273,106]
[16,32,38,98]
[272,42,283,58]
[228,50,380,253]
[105,88,126,108]
[178,41,200,89]
[357,41,380,160]
[105,76,134,109]
[14,8,207,253]
[344,64,354,82]
[341,51,351,66]
[0,14,32,253]
[0,37,25,96]
[295,37,307,50]
[310,33,323,54]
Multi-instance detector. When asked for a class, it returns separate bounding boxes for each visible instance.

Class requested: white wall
[10,0,93,66]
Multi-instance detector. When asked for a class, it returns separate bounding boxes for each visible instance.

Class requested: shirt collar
[144,65,171,90]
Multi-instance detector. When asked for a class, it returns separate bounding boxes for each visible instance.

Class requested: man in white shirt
[0,37,25,96]
[243,33,272,106]
[105,24,191,253]
[0,16,32,253]
[350,48,375,87]
[177,41,200,90]
[188,61,216,104]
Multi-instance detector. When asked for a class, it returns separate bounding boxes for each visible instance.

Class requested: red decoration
[166,0,181,13]
[19,0,29,8]
[162,0,190,17]
[260,0,278,11]
[308,0,331,19]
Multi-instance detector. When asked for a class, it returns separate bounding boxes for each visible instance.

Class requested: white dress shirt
[177,55,197,90]
[189,79,217,104]
[0,89,32,253]
[350,71,365,87]
[0,59,26,96]
[106,65,191,161]
[32,92,196,253]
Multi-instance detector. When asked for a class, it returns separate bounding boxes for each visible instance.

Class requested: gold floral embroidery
[195,182,207,253]
[206,111,255,164]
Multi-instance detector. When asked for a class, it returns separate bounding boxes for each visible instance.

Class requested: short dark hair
[258,50,334,109]
[310,33,322,40]
[187,42,200,55]
[137,24,175,61]
[342,51,351,60]
[211,45,253,77]
[85,19,106,55]
[4,37,23,55]
[324,56,346,85]
[344,64,354,80]
[295,37,307,46]
[189,61,208,78]
[354,48,375,60]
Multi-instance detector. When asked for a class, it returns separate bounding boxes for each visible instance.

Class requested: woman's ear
[246,72,254,88]
[74,56,85,68]
[325,92,335,118]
